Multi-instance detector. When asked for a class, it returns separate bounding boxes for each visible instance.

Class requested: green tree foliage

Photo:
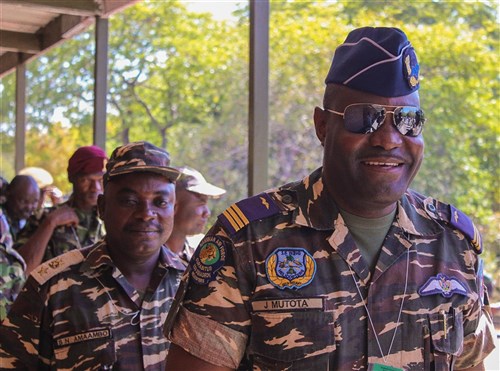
[0,0,498,296]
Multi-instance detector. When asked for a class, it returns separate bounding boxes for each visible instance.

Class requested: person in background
[0,208,25,321]
[1,175,40,241]
[19,166,64,214]
[0,176,8,204]
[166,166,226,266]
[164,27,495,370]
[0,141,185,370]
[15,145,107,274]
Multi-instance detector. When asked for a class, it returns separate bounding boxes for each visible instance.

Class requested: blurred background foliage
[1,0,498,299]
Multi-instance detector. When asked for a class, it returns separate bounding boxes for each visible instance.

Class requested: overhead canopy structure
[0,0,140,78]
[1,0,270,195]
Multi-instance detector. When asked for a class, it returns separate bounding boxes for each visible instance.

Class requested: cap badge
[265,248,316,290]
[403,47,419,89]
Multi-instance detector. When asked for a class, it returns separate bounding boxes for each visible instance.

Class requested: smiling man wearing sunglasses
[165,27,495,370]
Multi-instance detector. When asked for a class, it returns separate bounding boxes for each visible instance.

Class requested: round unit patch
[190,236,227,285]
[265,247,316,290]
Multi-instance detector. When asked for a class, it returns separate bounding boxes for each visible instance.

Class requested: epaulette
[31,249,85,285]
[424,199,482,253]
[218,192,281,235]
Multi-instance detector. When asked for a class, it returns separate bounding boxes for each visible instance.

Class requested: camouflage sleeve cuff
[169,306,247,368]
[454,310,496,369]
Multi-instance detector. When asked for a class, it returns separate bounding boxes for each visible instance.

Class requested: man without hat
[0,175,38,320]
[1,174,40,242]
[15,145,107,274]
[164,27,495,370]
[166,166,226,266]
[0,141,185,370]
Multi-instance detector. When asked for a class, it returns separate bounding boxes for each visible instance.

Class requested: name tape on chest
[55,327,111,347]
[252,297,324,312]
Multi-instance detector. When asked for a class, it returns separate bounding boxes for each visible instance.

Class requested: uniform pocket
[248,311,334,369]
[53,327,116,370]
[429,309,464,356]
[426,308,464,371]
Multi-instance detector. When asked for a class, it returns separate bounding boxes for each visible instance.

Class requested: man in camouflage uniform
[164,27,496,370]
[166,166,226,266]
[0,141,185,370]
[15,145,107,274]
[1,175,40,242]
[0,208,25,321]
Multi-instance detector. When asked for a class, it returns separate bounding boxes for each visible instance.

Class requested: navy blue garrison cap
[325,27,420,97]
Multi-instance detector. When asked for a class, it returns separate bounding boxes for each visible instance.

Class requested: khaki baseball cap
[104,141,180,184]
[176,166,226,198]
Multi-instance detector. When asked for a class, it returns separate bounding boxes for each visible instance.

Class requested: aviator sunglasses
[325,103,426,137]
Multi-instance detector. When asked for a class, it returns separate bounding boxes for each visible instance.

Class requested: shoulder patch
[424,199,482,254]
[218,192,280,235]
[448,205,482,253]
[189,235,228,285]
[31,249,85,285]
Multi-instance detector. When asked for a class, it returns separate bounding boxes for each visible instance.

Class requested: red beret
[67,145,108,181]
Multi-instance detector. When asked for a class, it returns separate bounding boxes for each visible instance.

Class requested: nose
[89,178,103,192]
[132,200,157,221]
[202,205,211,219]
[368,113,403,150]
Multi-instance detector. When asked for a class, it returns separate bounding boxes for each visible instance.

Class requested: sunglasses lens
[394,107,425,136]
[343,105,384,134]
[342,104,425,136]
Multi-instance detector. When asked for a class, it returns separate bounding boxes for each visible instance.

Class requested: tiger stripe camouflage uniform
[165,167,495,370]
[14,200,104,262]
[0,208,26,321]
[0,240,184,370]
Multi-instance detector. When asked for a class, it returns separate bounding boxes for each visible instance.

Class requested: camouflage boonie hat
[104,141,180,184]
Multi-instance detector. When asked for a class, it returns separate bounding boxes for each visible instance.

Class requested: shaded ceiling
[0,0,140,78]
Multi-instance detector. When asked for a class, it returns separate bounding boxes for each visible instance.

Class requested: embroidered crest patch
[418,273,468,298]
[265,248,316,290]
[190,236,227,285]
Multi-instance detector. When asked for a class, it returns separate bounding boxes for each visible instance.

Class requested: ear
[313,106,327,146]
[97,193,105,219]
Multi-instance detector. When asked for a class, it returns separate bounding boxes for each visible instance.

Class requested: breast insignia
[265,247,316,290]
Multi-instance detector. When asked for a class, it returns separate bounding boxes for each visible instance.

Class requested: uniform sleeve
[454,258,496,369]
[0,277,52,369]
[165,223,250,368]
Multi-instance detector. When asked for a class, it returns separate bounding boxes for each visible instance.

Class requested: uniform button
[282,194,293,204]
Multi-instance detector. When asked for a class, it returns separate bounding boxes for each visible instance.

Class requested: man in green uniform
[164,27,496,370]
[0,141,184,370]
[0,208,25,321]
[15,145,107,274]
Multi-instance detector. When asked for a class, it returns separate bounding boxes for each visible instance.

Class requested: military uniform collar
[81,241,185,274]
[286,168,444,237]
[283,167,340,230]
